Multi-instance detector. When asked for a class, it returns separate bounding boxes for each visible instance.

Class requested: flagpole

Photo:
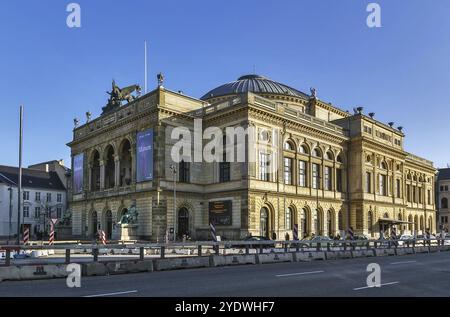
[16,105,23,245]
[144,40,148,94]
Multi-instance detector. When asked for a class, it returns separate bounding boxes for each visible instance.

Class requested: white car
[398,234,413,246]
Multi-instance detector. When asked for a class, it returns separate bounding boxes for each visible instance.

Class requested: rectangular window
[418,188,422,203]
[446,185,449,191]
[35,192,40,202]
[413,186,417,203]
[336,168,342,192]
[57,207,62,218]
[46,193,52,202]
[219,162,230,182]
[324,166,332,191]
[396,179,401,198]
[284,157,293,185]
[23,206,29,218]
[379,174,387,196]
[312,163,320,189]
[23,191,29,201]
[179,161,190,183]
[441,186,444,192]
[298,160,307,187]
[259,152,271,181]
[34,207,40,218]
[407,184,411,202]
[57,193,62,203]
[366,172,372,193]
[428,190,431,205]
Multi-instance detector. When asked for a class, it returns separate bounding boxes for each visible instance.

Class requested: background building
[68,74,437,241]
[437,168,450,232]
[0,160,69,240]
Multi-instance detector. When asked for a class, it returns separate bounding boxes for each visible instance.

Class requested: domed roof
[200,74,309,100]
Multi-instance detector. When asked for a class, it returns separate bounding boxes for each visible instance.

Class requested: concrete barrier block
[18,264,68,280]
[293,252,313,262]
[105,261,130,274]
[256,253,293,264]
[335,251,353,259]
[82,262,107,276]
[130,260,154,272]
[0,266,21,282]
[374,248,396,256]
[352,250,372,258]
[414,246,430,253]
[154,256,210,271]
[210,254,257,267]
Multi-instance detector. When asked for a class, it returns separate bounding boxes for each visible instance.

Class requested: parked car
[234,236,275,249]
[299,236,333,248]
[398,234,413,246]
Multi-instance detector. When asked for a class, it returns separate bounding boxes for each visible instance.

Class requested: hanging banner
[73,153,84,193]
[136,128,154,182]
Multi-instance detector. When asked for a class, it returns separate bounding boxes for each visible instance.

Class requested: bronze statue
[102,80,142,114]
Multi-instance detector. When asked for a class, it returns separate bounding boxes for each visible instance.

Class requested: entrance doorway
[260,207,269,238]
[178,207,189,238]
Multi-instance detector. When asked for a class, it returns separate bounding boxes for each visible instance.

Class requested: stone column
[130,145,136,184]
[114,155,120,188]
[88,163,92,191]
[99,160,105,190]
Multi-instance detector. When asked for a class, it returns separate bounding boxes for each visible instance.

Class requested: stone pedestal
[119,224,139,241]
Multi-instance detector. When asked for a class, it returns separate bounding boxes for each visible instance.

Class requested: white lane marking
[353,281,399,291]
[276,270,324,277]
[83,290,138,297]
[390,260,417,265]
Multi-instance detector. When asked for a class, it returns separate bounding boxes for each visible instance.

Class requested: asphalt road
[1,252,450,297]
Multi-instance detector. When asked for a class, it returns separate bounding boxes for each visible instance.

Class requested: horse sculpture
[102,80,142,114]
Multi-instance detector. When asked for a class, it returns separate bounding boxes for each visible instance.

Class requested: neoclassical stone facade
[68,74,437,241]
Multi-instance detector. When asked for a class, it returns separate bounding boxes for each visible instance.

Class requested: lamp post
[170,164,177,242]
[8,186,12,244]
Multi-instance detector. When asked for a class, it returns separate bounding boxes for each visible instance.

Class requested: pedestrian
[285,232,290,241]
[271,231,277,240]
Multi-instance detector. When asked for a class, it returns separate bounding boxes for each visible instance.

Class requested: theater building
[67,74,437,241]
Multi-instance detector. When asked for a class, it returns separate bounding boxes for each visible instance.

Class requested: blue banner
[73,153,84,193]
[136,128,154,182]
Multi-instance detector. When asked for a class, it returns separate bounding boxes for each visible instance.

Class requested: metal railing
[1,237,448,267]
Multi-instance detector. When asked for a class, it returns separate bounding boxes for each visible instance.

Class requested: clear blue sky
[1,0,449,168]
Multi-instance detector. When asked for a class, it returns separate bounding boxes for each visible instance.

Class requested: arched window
[313,148,322,158]
[408,215,413,231]
[104,145,115,189]
[119,139,132,186]
[285,207,293,230]
[90,150,101,191]
[380,161,388,170]
[301,208,310,238]
[299,144,309,154]
[325,151,334,161]
[337,154,343,163]
[442,198,449,209]
[284,140,295,151]
[368,211,373,237]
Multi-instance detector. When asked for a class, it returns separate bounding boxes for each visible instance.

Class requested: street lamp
[170,164,177,242]
[8,186,12,244]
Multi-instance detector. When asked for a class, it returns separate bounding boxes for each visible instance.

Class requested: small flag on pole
[293,224,299,240]
[348,227,354,240]
[49,219,58,246]
[98,229,106,245]
[210,222,217,242]
[23,227,29,245]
